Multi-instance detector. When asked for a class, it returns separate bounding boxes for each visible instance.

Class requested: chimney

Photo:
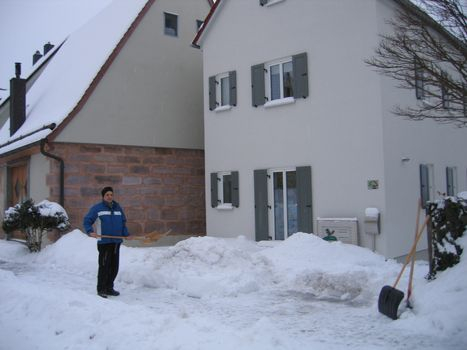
[43,42,54,55]
[33,50,43,65]
[9,63,26,136]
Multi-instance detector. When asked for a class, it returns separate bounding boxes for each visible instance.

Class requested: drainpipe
[40,137,64,207]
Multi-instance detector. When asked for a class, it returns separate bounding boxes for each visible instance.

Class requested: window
[164,12,178,37]
[267,58,294,101]
[446,166,458,196]
[208,71,237,111]
[210,171,239,208]
[420,164,434,208]
[254,166,312,241]
[441,72,450,109]
[251,52,308,107]
[415,60,425,100]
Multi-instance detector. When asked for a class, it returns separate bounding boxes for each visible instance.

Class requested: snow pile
[259,233,393,302]
[1,230,466,349]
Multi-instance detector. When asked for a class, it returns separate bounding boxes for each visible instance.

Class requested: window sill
[216,204,234,210]
[264,97,295,108]
[265,0,285,7]
[214,105,232,113]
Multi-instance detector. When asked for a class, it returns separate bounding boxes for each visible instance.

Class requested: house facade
[0,0,212,242]
[194,0,467,258]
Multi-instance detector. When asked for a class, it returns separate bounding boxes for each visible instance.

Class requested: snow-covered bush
[2,199,70,252]
[428,194,467,278]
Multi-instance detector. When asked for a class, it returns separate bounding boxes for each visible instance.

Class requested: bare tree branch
[365,0,467,127]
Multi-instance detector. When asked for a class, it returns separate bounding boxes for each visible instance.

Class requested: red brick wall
[45,142,205,237]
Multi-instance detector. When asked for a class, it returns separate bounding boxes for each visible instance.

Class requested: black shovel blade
[378,285,405,320]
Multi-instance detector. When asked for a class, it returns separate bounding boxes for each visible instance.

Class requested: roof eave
[192,0,222,48]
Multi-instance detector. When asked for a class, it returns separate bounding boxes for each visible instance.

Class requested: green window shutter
[229,71,237,107]
[209,76,217,111]
[292,52,309,99]
[251,63,265,107]
[254,169,269,241]
[260,0,269,5]
[231,171,239,207]
[296,166,313,233]
[420,164,429,208]
[446,167,454,196]
[210,172,218,208]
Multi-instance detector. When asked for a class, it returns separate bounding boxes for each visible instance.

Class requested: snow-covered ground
[0,230,466,350]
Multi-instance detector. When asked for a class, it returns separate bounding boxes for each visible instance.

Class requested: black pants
[97,243,120,293]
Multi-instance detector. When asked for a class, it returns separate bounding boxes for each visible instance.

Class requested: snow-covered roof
[0,0,151,156]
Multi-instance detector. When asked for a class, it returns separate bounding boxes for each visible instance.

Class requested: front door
[8,164,28,207]
[268,168,298,240]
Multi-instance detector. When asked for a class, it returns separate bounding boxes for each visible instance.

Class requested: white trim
[216,203,233,210]
[264,97,295,108]
[214,105,232,113]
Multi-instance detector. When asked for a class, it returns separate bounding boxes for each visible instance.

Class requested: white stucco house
[193,0,467,258]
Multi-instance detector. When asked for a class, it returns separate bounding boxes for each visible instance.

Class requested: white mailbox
[316,218,358,245]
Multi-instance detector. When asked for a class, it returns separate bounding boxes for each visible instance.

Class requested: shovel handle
[393,215,430,288]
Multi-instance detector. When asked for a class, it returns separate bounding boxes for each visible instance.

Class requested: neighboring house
[0,0,213,242]
[193,0,467,258]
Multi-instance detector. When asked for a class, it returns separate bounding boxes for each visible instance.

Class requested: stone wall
[45,142,205,237]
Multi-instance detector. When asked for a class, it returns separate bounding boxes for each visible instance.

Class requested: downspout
[40,137,64,207]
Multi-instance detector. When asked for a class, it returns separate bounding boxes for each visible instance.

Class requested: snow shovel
[95,229,172,244]
[378,215,429,320]
[406,200,422,308]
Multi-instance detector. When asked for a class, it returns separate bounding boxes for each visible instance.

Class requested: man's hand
[89,232,98,238]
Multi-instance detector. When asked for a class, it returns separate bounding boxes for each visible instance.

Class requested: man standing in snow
[83,186,130,298]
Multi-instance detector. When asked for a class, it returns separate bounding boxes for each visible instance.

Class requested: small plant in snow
[2,199,70,252]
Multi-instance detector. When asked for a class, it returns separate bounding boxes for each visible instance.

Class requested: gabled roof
[0,0,153,156]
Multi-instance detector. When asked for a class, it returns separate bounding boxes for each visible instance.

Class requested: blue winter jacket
[83,200,129,244]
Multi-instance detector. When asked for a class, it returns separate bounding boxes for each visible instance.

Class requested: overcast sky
[0,0,111,92]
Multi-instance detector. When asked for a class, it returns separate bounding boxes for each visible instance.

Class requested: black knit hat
[101,186,114,197]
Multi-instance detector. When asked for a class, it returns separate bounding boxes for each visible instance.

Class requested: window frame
[164,12,178,37]
[211,171,239,209]
[217,72,231,108]
[217,171,233,208]
[265,57,294,104]
[209,71,237,112]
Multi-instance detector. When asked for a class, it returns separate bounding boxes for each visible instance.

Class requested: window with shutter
[209,71,237,112]
[210,171,239,209]
[252,52,308,108]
